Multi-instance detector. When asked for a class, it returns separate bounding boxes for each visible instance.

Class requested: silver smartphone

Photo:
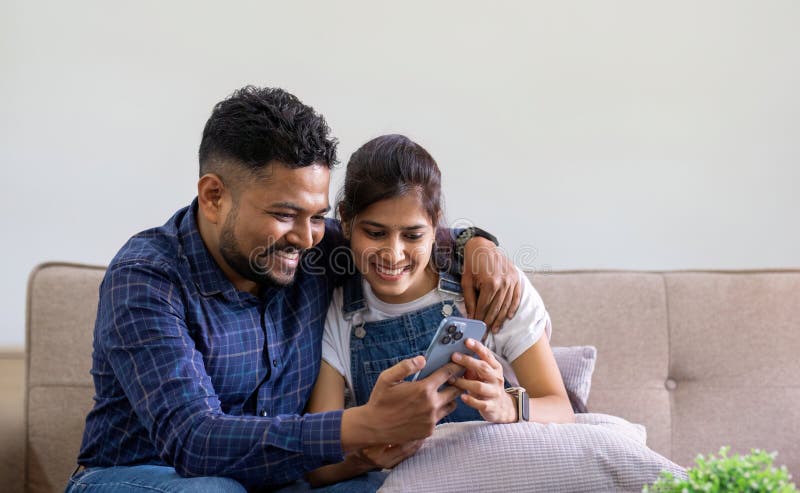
[412,316,488,382]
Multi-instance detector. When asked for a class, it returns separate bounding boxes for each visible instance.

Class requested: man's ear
[197,174,227,225]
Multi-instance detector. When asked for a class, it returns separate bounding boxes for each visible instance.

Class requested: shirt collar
[179,198,244,301]
[179,199,284,304]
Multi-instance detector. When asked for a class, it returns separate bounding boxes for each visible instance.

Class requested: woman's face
[346,193,437,304]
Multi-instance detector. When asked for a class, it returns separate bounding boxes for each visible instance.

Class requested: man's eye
[311,215,326,224]
[271,213,295,221]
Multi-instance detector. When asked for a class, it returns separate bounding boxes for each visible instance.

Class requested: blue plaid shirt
[78,200,348,488]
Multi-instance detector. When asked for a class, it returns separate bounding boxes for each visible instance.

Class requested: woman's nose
[379,237,406,264]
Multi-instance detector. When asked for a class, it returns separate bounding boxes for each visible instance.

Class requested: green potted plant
[644,447,797,492]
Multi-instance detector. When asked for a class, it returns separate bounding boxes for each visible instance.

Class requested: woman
[305,134,575,487]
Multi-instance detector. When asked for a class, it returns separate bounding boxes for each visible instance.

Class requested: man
[66,86,521,492]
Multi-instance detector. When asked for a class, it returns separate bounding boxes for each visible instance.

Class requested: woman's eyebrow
[359,220,427,230]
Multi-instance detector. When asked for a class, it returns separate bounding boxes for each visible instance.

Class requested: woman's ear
[339,205,352,239]
[197,174,226,225]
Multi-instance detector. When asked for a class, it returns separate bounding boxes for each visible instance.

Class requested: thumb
[379,355,425,384]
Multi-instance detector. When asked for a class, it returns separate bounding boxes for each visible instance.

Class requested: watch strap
[505,386,530,422]
[454,227,500,268]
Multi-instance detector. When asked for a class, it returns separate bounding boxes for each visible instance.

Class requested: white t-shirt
[321,267,552,393]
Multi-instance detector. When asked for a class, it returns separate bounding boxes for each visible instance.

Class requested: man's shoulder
[107,206,191,276]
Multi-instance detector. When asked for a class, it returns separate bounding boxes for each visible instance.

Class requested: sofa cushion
[664,272,800,472]
[380,414,685,492]
[553,345,596,409]
[529,272,672,457]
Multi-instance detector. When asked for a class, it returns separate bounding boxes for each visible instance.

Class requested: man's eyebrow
[269,202,331,215]
[359,220,427,230]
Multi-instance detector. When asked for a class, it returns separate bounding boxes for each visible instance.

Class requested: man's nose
[287,220,313,250]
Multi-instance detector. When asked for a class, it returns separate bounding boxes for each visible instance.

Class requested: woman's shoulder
[324,285,348,329]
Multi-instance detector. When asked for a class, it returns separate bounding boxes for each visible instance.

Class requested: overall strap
[438,270,463,296]
[341,272,367,320]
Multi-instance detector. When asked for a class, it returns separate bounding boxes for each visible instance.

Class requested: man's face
[217,162,330,289]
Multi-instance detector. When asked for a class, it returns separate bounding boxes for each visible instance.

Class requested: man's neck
[195,210,259,295]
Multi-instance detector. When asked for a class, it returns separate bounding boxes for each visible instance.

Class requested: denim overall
[342,271,484,424]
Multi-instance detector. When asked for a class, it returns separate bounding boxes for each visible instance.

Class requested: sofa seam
[661,273,674,461]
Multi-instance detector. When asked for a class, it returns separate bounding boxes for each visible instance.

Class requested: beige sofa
[7,262,800,492]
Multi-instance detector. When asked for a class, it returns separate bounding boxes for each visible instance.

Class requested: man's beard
[218,206,300,289]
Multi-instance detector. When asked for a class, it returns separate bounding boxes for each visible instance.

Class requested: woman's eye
[405,234,424,241]
[364,230,385,239]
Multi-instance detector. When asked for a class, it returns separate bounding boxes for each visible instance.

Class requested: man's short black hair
[199,86,338,177]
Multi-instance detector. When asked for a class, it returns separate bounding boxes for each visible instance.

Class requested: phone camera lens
[446,324,457,334]
[441,335,452,344]
[453,331,463,341]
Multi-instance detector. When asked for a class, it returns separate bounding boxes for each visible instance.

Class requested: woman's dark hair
[338,134,442,228]
[199,86,338,176]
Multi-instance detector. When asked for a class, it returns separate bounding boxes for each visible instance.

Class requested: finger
[464,338,502,370]
[379,355,425,385]
[449,376,482,394]
[397,439,424,457]
[461,275,476,319]
[482,283,508,332]
[473,284,498,323]
[487,283,513,332]
[493,284,516,331]
[508,278,522,319]
[436,399,458,422]
[451,351,495,378]
[452,377,496,399]
[424,361,462,387]
[437,381,464,403]
[461,393,489,412]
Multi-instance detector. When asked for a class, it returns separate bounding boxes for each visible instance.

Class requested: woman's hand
[450,338,517,423]
[351,440,425,470]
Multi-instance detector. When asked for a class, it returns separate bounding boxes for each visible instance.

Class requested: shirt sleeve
[489,267,552,364]
[97,260,344,488]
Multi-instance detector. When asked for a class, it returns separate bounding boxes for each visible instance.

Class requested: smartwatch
[505,386,530,422]
[454,227,500,267]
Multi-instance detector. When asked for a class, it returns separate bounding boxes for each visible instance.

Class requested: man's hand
[340,356,462,451]
[461,237,522,332]
[351,440,425,470]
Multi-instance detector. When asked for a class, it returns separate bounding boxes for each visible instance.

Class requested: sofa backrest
[25,263,800,492]
[26,263,104,493]
[533,270,800,474]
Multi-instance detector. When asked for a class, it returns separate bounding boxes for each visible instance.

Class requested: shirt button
[272,359,278,367]
[260,409,268,417]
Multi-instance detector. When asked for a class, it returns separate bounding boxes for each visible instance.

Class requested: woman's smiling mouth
[373,263,412,281]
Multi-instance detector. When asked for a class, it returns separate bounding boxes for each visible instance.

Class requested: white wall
[2,0,798,348]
